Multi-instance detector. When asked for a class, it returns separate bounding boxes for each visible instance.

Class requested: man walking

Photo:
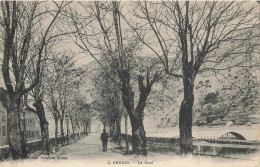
[100,129,109,152]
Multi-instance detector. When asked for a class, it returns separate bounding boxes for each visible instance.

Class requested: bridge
[193,130,260,160]
[191,126,260,141]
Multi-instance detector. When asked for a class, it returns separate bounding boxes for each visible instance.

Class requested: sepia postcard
[0,1,259,167]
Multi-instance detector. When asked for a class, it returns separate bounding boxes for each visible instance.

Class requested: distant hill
[194,69,260,126]
[143,68,260,130]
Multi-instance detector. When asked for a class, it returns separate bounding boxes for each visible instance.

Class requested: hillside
[143,68,260,130]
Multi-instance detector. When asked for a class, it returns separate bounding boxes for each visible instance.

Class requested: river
[143,126,260,141]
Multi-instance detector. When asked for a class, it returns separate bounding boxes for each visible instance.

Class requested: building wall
[0,102,41,146]
[1,99,85,145]
[0,102,8,146]
[47,118,57,138]
[24,110,41,141]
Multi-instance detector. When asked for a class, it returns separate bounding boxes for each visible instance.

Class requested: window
[3,126,6,136]
[2,115,5,122]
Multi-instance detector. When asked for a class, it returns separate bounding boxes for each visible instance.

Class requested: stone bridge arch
[219,131,246,140]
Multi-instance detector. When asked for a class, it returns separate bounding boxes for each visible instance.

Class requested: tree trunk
[125,114,129,154]
[7,93,29,159]
[54,118,59,146]
[129,114,147,155]
[84,122,86,134]
[115,115,122,147]
[86,122,89,134]
[70,116,75,137]
[75,120,80,137]
[109,123,113,137]
[60,118,64,146]
[77,123,80,138]
[79,122,82,135]
[34,99,51,155]
[179,75,194,156]
[85,121,88,134]
[123,94,147,155]
[39,118,50,154]
[120,71,149,155]
[112,117,117,141]
[89,119,91,133]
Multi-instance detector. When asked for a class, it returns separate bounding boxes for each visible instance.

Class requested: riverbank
[142,126,260,141]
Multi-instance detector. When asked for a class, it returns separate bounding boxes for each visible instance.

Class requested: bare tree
[45,77,60,146]
[44,54,76,146]
[0,1,67,159]
[73,95,93,136]
[23,33,62,155]
[133,1,259,155]
[24,57,51,154]
[90,59,123,145]
[67,2,164,155]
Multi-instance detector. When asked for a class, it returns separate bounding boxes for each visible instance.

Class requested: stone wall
[121,134,180,154]
[120,134,260,159]
[0,132,87,161]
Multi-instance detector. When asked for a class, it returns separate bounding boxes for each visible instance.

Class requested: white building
[0,102,8,146]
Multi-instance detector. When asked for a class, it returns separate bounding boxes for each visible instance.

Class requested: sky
[0,52,95,89]
[0,1,259,90]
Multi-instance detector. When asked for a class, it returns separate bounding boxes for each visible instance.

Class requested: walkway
[56,133,130,160]
[1,133,259,167]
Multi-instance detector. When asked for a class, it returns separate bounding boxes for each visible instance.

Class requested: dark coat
[100,132,109,142]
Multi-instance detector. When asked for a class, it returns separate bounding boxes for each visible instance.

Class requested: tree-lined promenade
[0,1,259,160]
